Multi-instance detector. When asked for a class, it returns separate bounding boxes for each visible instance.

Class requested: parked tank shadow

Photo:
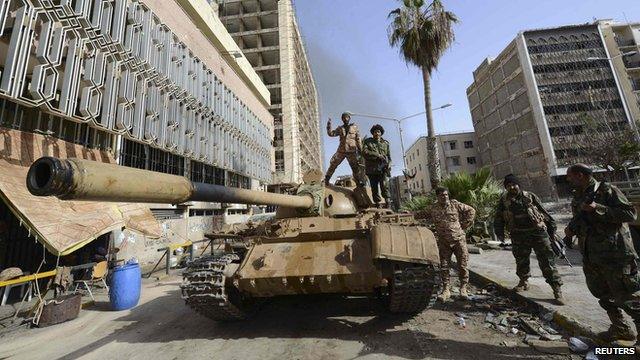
[57,288,549,360]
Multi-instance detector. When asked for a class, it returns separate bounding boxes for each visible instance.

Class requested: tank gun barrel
[26,157,314,209]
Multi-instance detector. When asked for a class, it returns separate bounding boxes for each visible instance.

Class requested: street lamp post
[348,103,453,200]
[349,103,452,172]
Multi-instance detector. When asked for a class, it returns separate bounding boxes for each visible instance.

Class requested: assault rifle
[551,234,573,267]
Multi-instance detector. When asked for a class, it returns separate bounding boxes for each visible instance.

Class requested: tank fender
[371,224,440,265]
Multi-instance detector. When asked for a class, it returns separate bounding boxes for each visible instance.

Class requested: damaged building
[467,20,640,199]
[0,0,273,276]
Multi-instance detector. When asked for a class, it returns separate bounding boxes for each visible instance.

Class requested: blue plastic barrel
[109,263,141,311]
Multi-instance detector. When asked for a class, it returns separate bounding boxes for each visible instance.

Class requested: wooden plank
[0,270,57,287]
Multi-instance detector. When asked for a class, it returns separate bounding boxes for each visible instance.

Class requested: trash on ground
[585,350,598,360]
[568,337,591,353]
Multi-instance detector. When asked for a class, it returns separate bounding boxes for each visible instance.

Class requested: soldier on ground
[421,187,475,300]
[494,174,564,305]
[325,112,366,186]
[564,164,640,346]
[362,124,391,208]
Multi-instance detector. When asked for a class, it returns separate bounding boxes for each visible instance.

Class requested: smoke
[306,41,407,177]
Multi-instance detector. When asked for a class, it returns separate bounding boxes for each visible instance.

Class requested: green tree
[388,0,458,188]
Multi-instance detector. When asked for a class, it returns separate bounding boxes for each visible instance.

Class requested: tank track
[388,263,440,313]
[180,253,250,321]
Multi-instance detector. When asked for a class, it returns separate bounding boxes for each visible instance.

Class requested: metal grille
[0,0,271,182]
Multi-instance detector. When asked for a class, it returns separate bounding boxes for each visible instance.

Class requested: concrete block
[515,112,535,132]
[499,102,513,122]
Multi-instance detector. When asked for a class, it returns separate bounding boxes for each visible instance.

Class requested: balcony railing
[624,61,640,69]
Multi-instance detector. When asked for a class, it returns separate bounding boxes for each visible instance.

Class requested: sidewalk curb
[468,268,601,341]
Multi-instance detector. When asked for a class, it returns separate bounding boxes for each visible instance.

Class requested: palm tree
[388,0,458,189]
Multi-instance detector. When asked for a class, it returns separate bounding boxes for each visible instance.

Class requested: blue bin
[109,263,141,311]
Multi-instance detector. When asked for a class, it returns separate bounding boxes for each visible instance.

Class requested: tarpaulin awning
[0,129,162,256]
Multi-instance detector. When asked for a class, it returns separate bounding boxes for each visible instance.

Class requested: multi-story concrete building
[0,0,273,274]
[217,0,322,191]
[467,20,640,199]
[405,131,482,194]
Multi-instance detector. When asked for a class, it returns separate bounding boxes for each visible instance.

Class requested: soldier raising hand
[325,112,366,187]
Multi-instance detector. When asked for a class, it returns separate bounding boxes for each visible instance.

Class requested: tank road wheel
[388,263,441,313]
[181,253,257,321]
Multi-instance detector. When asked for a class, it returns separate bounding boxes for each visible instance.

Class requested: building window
[448,156,460,166]
[273,128,284,147]
[464,141,474,149]
[467,157,477,165]
[228,172,250,189]
[275,150,285,171]
[449,141,457,150]
[416,149,419,156]
[419,164,422,171]
[190,160,225,185]
[421,179,424,189]
[120,139,185,176]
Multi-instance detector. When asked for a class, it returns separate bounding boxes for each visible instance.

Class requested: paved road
[0,277,577,360]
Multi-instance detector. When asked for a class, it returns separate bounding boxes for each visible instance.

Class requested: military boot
[598,312,636,344]
[512,279,529,292]
[552,286,565,306]
[459,283,470,300]
[438,285,451,302]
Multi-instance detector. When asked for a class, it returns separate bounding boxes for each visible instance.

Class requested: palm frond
[388,0,458,71]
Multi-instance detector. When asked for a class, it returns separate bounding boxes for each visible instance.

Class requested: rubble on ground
[455,283,601,357]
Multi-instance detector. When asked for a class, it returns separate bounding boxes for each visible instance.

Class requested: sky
[293,0,639,177]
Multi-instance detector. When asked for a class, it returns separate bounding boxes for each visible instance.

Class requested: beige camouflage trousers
[325,151,366,186]
[438,239,469,287]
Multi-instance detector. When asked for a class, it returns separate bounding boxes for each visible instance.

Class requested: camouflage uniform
[494,191,562,288]
[424,199,476,288]
[568,178,640,339]
[326,122,366,186]
[362,137,391,204]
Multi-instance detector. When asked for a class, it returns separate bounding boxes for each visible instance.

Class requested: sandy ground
[0,275,581,360]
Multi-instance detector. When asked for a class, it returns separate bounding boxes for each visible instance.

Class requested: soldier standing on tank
[564,164,640,345]
[494,174,564,305]
[325,112,366,186]
[362,124,391,208]
[422,187,476,300]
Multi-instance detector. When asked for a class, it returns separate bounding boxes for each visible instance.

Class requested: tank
[27,157,441,320]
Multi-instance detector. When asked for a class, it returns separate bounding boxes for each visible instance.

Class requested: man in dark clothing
[362,124,391,207]
[494,174,564,305]
[565,163,640,345]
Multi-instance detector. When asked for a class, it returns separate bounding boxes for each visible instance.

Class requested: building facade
[405,131,482,194]
[467,20,640,200]
[217,0,323,190]
[0,0,274,273]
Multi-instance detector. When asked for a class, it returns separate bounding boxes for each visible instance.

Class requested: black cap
[503,174,520,187]
[370,124,384,135]
[567,163,593,175]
